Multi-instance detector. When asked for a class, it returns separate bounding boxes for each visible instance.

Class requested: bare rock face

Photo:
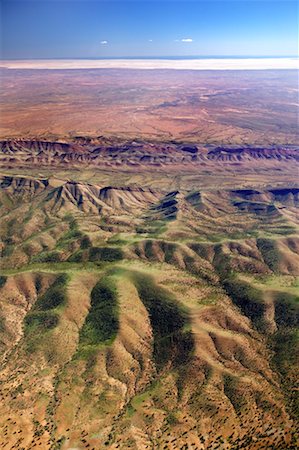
[0,139,298,170]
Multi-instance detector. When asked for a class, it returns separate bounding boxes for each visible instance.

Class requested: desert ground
[0,68,298,145]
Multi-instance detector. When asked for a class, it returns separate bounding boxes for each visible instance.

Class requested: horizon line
[1,57,298,71]
[2,55,298,61]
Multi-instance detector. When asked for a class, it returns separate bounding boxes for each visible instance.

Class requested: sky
[1,0,298,59]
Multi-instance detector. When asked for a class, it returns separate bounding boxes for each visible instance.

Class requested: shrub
[34,274,68,311]
[25,311,59,331]
[257,238,280,272]
[132,272,194,369]
[56,228,83,249]
[0,316,6,332]
[89,247,123,262]
[32,251,62,263]
[274,292,299,328]
[24,274,69,350]
[223,278,264,329]
[67,250,84,262]
[270,329,299,418]
[80,235,92,249]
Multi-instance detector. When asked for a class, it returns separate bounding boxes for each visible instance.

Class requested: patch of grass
[131,271,194,370]
[257,238,280,272]
[106,234,129,246]
[137,219,168,237]
[0,261,104,275]
[79,276,119,348]
[89,246,123,262]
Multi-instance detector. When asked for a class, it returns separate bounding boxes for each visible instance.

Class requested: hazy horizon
[1,57,298,71]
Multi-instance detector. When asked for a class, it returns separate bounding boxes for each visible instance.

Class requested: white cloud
[148,39,153,42]
[100,40,108,45]
[181,38,193,43]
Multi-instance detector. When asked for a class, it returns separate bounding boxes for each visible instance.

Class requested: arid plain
[1,68,298,145]
[0,67,298,450]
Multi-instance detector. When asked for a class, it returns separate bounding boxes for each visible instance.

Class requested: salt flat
[1,57,298,70]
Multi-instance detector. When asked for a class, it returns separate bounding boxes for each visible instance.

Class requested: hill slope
[0,164,298,449]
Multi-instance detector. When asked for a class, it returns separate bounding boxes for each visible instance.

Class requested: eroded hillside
[0,153,298,449]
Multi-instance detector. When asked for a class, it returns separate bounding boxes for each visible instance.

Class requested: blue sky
[1,1,298,58]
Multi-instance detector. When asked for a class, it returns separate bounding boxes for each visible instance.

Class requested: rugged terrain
[0,138,298,449]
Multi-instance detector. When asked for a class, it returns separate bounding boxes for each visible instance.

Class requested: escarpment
[0,139,298,169]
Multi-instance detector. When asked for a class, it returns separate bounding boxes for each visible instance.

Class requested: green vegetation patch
[271,330,298,377]
[223,374,246,412]
[223,278,265,330]
[213,244,233,279]
[64,213,78,229]
[32,250,63,263]
[34,274,68,311]
[131,271,194,370]
[25,311,59,331]
[56,214,92,251]
[274,291,299,328]
[67,249,85,262]
[24,273,69,344]
[89,246,123,262]
[80,235,92,249]
[2,244,14,257]
[257,238,280,272]
[56,228,83,249]
[268,279,299,419]
[140,239,177,262]
[0,316,6,333]
[270,329,299,418]
[79,277,119,347]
